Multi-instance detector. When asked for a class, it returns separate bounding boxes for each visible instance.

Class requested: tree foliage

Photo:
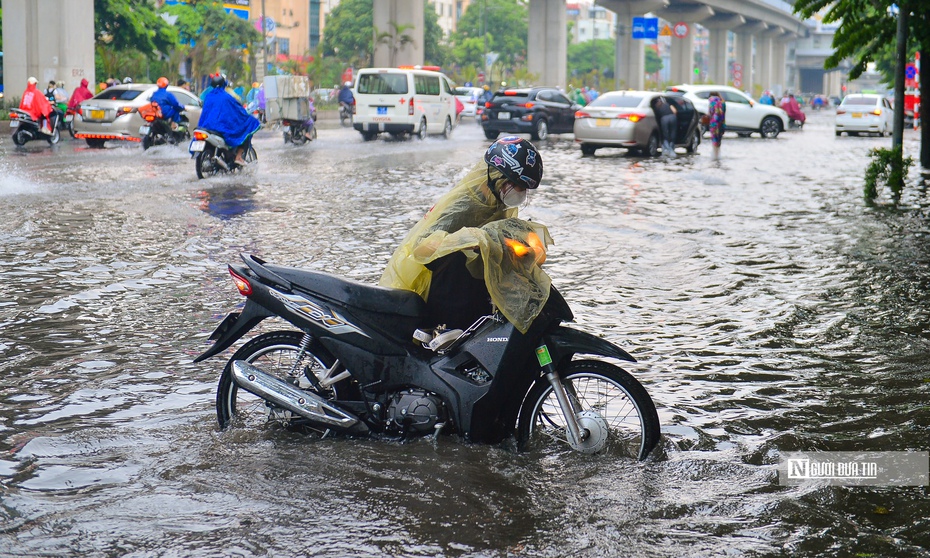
[94,0,177,55]
[567,39,615,77]
[162,1,259,87]
[321,0,446,68]
[452,0,528,69]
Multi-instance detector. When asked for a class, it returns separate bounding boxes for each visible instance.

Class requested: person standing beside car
[652,96,678,158]
[707,91,726,160]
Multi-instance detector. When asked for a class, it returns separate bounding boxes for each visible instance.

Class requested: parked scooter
[9,108,61,146]
[189,128,256,179]
[194,248,661,458]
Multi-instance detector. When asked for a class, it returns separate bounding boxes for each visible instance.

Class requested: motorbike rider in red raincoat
[20,77,53,134]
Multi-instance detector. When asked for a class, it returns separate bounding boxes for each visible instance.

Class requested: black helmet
[484,136,542,189]
[210,73,227,89]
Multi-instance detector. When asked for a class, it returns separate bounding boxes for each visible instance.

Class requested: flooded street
[1,113,929,557]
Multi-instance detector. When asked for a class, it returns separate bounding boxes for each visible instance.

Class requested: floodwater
[1,113,928,557]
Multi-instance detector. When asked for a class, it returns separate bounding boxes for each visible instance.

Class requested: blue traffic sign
[906,65,917,80]
[632,17,659,40]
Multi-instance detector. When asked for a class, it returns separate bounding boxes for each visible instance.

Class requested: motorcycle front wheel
[216,331,340,432]
[517,360,660,459]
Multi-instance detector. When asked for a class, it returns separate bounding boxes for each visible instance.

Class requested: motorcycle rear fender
[192,298,274,363]
[541,326,636,367]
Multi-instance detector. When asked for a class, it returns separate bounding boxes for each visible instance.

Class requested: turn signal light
[229,268,252,296]
[193,130,209,141]
[872,109,882,116]
[9,112,18,119]
[575,111,590,118]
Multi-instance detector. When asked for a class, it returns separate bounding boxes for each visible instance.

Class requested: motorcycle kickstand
[545,371,588,446]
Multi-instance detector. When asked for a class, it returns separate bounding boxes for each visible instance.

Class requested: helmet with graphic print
[484,136,543,190]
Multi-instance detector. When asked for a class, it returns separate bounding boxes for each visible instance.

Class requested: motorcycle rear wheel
[517,360,660,459]
[12,130,28,146]
[195,147,220,179]
[216,331,339,432]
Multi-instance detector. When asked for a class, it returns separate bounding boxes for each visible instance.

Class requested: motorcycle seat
[262,262,425,318]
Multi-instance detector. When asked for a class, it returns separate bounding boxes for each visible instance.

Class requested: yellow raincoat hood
[379,161,552,332]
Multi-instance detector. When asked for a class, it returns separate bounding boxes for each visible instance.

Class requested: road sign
[733,71,742,80]
[673,22,689,39]
[906,64,917,80]
[733,63,743,72]
[632,17,659,40]
[733,78,742,87]
[660,24,673,37]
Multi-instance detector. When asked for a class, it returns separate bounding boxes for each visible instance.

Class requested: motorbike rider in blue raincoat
[151,77,184,125]
[197,74,261,166]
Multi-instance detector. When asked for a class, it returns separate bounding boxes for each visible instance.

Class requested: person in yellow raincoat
[380,136,552,334]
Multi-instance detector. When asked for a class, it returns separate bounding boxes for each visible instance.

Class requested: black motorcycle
[141,116,191,150]
[282,118,316,145]
[188,128,256,179]
[9,108,61,146]
[339,101,354,127]
[195,252,660,458]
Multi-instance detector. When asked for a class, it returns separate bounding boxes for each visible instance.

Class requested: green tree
[95,0,176,55]
[567,38,614,76]
[162,1,259,87]
[645,48,663,75]
[424,3,451,68]
[452,0,528,70]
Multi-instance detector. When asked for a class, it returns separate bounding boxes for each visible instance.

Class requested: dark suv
[480,87,579,141]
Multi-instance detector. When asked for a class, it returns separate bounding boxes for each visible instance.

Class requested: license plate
[498,111,511,120]
[91,109,105,119]
[596,118,611,127]
[139,126,150,135]
[852,112,862,118]
[377,106,388,115]
[9,120,18,128]
[189,140,205,152]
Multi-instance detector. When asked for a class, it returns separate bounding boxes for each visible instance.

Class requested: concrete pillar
[756,36,772,95]
[1,0,95,97]
[373,0,425,67]
[702,15,744,85]
[598,1,669,90]
[528,0,568,88]
[756,27,784,95]
[771,36,792,95]
[670,32,695,84]
[656,5,713,85]
[733,21,767,93]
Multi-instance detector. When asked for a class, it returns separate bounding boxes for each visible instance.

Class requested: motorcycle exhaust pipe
[231,360,368,435]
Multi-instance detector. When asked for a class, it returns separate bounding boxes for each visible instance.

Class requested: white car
[453,86,484,118]
[835,94,895,137]
[666,84,789,138]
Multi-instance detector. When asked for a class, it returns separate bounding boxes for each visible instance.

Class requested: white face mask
[500,183,527,208]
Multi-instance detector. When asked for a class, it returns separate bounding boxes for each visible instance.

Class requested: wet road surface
[1,113,929,557]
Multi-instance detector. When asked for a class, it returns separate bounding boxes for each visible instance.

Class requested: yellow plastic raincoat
[379,161,553,333]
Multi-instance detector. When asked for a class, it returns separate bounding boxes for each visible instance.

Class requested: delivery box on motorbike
[264,75,311,122]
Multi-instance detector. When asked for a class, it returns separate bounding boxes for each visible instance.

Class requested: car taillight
[118,106,136,115]
[518,102,535,108]
[872,109,882,116]
[193,130,208,141]
[282,120,290,126]
[627,113,643,122]
[575,110,591,118]
[408,96,415,116]
[836,109,846,115]
[229,268,252,296]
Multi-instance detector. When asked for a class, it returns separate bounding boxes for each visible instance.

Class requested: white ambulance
[352,66,457,141]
